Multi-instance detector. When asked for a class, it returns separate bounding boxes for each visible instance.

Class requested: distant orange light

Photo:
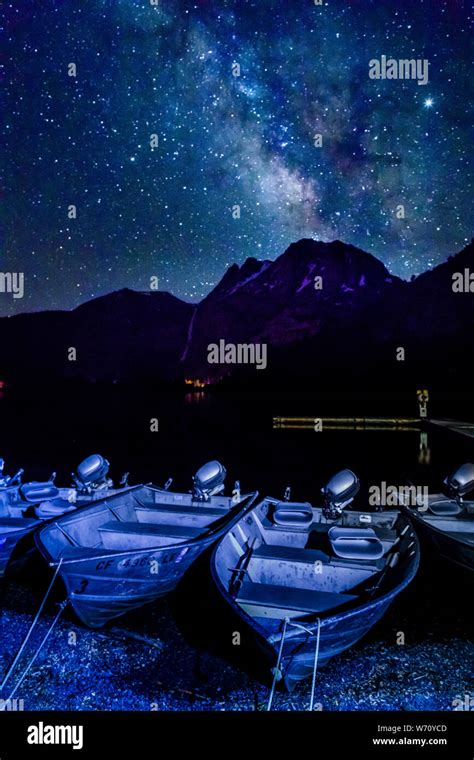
[184,378,207,389]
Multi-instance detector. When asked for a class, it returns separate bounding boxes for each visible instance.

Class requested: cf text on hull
[36,462,257,627]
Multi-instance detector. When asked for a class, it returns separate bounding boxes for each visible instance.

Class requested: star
[1,1,470,314]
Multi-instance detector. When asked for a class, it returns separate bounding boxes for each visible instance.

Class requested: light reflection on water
[0,389,471,500]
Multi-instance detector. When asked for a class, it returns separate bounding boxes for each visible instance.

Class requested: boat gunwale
[210,496,420,646]
[400,501,474,548]
[36,488,259,567]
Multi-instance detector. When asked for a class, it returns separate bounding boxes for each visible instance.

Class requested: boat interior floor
[49,491,234,556]
[226,505,404,623]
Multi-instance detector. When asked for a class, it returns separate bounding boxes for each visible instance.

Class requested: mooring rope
[0,557,64,693]
[0,599,69,709]
[267,617,321,712]
[308,618,321,712]
[267,616,289,711]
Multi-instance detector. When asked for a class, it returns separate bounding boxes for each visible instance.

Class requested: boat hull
[0,488,120,579]
[401,506,474,573]
[266,591,400,690]
[36,489,258,627]
[54,540,215,627]
[0,519,38,577]
[211,500,420,690]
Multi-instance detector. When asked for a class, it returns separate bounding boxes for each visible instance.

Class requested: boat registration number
[94,556,157,571]
[117,556,157,570]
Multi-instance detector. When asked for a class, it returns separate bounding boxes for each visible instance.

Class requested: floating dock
[272,417,421,431]
[273,416,474,437]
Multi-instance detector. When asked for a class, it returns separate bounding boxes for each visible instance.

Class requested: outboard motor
[0,458,7,488]
[321,469,360,520]
[72,454,112,493]
[0,459,24,489]
[192,460,226,501]
[443,463,474,505]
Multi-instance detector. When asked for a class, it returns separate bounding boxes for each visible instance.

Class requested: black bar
[0,711,472,758]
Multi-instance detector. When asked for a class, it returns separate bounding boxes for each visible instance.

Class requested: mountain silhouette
[0,238,473,390]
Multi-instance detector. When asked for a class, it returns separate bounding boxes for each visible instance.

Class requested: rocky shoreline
[0,558,472,712]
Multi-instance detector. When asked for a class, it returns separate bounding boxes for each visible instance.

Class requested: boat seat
[252,543,384,571]
[99,521,202,539]
[272,502,313,528]
[428,500,463,516]
[237,581,357,617]
[34,499,76,520]
[253,545,330,565]
[20,481,59,504]
[328,527,384,560]
[135,503,228,519]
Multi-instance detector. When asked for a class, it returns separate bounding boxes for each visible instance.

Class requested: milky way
[2,0,471,314]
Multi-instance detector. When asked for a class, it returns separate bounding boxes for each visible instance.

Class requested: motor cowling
[0,460,23,489]
[74,454,111,491]
[321,469,360,519]
[192,460,226,500]
[0,458,7,488]
[444,463,474,502]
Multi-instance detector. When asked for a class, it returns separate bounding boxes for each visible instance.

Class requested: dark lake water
[0,384,472,711]
[1,385,472,502]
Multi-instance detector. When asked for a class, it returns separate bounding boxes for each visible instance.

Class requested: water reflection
[418,431,431,465]
[272,415,432,467]
[185,391,207,405]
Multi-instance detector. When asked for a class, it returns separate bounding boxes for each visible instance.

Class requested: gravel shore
[0,553,472,712]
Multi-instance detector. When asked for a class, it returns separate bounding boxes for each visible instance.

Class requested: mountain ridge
[0,238,473,389]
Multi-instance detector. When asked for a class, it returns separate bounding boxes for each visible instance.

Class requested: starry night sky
[2,0,471,315]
